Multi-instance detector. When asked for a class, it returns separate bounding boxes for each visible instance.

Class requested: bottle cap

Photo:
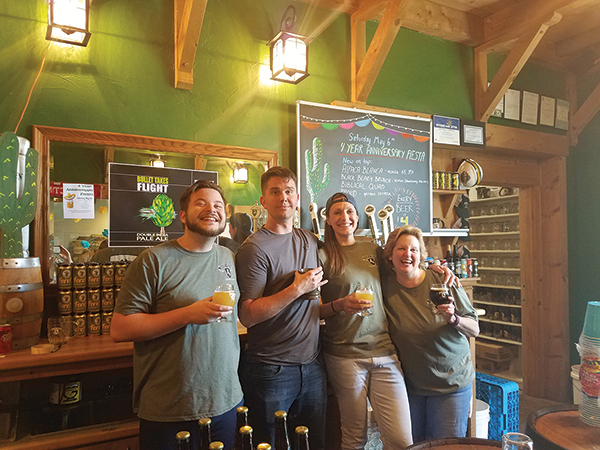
[176,431,191,441]
[240,425,253,434]
[275,410,287,418]
[295,426,309,435]
[198,417,211,426]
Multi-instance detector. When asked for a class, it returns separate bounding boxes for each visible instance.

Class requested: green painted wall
[1,1,588,364]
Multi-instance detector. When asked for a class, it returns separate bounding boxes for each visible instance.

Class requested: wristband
[330,301,338,313]
[450,313,460,327]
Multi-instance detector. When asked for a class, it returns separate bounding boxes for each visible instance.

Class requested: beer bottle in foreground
[295,426,309,450]
[274,410,291,450]
[176,431,192,450]
[233,406,249,450]
[197,417,212,450]
[209,442,224,450]
[239,425,253,450]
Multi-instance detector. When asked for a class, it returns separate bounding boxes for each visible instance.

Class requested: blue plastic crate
[476,372,519,440]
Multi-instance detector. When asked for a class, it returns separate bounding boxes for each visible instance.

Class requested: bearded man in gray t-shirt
[236,166,328,450]
[112,180,243,450]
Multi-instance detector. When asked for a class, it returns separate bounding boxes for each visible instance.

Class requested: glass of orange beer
[355,284,374,317]
[213,283,236,323]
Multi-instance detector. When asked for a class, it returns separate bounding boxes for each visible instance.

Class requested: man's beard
[185,220,226,238]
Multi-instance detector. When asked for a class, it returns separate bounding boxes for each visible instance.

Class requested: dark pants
[139,399,243,450]
[240,357,327,450]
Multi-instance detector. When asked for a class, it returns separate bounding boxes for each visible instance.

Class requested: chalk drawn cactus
[0,132,38,258]
[305,137,330,203]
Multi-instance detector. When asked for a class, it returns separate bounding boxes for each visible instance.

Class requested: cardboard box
[476,341,516,362]
[476,357,512,373]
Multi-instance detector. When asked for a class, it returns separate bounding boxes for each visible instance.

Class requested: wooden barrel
[407,437,501,449]
[0,258,44,349]
[525,404,600,450]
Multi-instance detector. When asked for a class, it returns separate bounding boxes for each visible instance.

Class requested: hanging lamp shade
[268,6,309,84]
[47,0,91,47]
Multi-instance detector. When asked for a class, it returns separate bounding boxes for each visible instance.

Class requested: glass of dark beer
[428,283,450,312]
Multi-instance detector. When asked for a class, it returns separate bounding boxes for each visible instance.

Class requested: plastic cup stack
[577,301,600,427]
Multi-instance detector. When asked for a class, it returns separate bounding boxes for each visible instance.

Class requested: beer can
[451,172,460,190]
[460,258,468,278]
[58,290,73,315]
[0,323,12,355]
[73,289,87,314]
[473,258,479,277]
[466,258,473,277]
[87,288,101,312]
[57,264,73,290]
[72,263,87,289]
[49,378,81,405]
[87,313,101,335]
[432,171,441,190]
[101,312,113,335]
[87,262,101,288]
[101,263,115,287]
[444,171,453,190]
[439,172,447,191]
[114,262,128,287]
[73,313,87,337]
[114,287,121,301]
[101,287,115,311]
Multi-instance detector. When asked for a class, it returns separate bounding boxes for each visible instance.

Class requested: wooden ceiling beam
[484,0,595,43]
[555,25,600,57]
[569,77,600,146]
[474,12,562,122]
[352,0,412,103]
[174,0,208,91]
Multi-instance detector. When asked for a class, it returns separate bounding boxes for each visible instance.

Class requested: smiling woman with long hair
[318,192,413,450]
[381,225,479,443]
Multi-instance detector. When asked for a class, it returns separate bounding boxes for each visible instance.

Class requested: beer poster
[108,163,217,247]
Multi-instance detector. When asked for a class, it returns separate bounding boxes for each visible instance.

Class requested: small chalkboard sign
[297,101,432,234]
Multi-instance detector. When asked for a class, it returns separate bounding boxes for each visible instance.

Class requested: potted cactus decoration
[0,132,39,258]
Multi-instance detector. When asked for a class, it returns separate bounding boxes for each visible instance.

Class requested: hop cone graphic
[150,194,174,228]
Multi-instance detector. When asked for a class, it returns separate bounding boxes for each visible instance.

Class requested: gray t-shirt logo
[362,255,378,267]
[218,263,234,279]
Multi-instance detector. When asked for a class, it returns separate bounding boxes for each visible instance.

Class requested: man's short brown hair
[179,179,227,213]
[260,166,298,194]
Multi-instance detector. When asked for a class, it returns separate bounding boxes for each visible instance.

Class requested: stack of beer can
[432,170,460,191]
[57,261,129,337]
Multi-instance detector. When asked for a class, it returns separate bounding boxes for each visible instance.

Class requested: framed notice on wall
[108,163,217,246]
[297,101,432,233]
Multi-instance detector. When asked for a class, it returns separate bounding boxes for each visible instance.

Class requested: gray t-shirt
[236,227,320,365]
[115,240,243,421]
[319,242,395,358]
[382,270,477,396]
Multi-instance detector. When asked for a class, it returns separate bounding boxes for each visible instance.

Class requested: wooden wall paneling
[520,157,570,402]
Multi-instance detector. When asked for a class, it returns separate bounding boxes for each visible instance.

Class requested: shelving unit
[469,189,522,386]
[429,189,469,237]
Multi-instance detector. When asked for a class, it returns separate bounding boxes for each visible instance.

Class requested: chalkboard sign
[297,101,432,235]
[108,163,217,247]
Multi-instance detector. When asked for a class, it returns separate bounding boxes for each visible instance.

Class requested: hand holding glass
[355,284,374,317]
[213,283,236,323]
[428,283,451,313]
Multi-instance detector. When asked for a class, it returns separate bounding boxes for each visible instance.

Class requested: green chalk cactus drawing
[139,194,176,235]
[0,132,38,258]
[305,137,330,203]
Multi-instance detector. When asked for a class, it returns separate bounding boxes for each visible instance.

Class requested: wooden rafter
[474,12,562,122]
[174,0,208,90]
[567,74,600,146]
[351,0,412,103]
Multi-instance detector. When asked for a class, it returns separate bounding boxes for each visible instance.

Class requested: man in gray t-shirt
[112,180,243,450]
[236,166,327,450]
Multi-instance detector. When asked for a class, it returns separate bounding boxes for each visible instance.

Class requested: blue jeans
[408,384,472,442]
[240,357,327,450]
[138,399,243,450]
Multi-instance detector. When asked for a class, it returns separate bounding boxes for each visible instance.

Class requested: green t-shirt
[319,241,395,358]
[382,270,477,396]
[115,240,243,422]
